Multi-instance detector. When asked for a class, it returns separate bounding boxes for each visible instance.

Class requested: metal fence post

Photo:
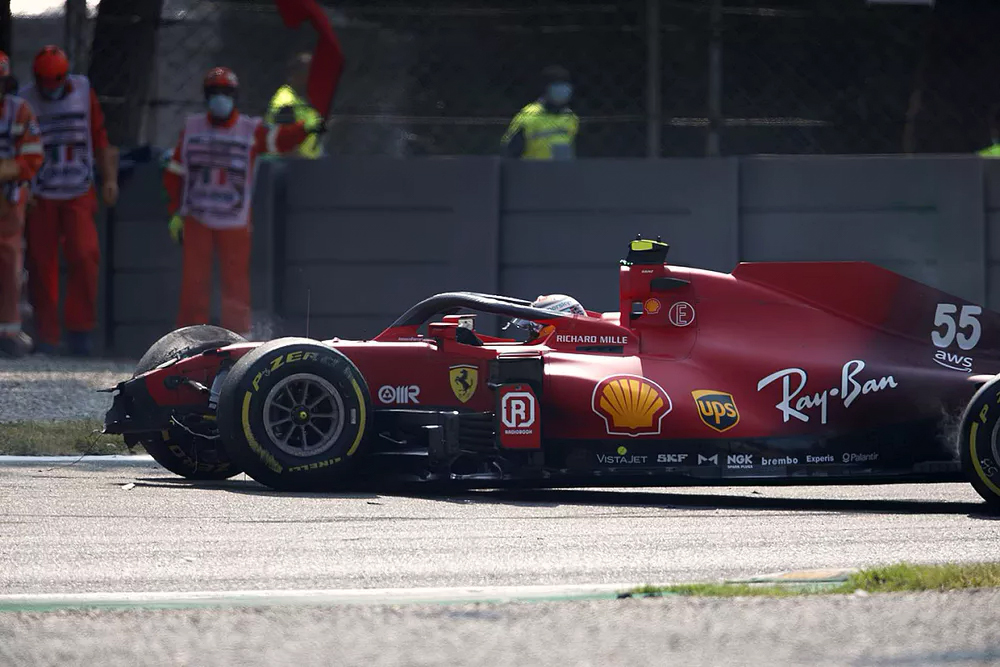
[646,0,661,158]
[64,0,87,72]
[706,0,723,157]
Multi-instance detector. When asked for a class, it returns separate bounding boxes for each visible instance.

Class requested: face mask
[547,82,572,105]
[40,85,65,101]
[207,94,234,119]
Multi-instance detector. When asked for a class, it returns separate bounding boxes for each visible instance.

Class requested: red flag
[273,0,345,118]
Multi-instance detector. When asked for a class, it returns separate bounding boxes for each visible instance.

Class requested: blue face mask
[207,94,234,119]
[547,82,572,106]
[40,85,65,101]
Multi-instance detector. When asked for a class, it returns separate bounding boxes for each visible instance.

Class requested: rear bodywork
[104,241,1000,488]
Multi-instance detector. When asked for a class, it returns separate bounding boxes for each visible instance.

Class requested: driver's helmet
[509,293,587,335]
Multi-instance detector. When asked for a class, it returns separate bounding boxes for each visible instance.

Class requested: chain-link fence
[9,0,1000,158]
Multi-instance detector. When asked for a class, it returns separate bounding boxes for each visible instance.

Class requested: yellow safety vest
[502,102,579,160]
[265,85,323,159]
[979,144,1000,158]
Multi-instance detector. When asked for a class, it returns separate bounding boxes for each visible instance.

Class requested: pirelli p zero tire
[134,325,246,377]
[957,377,1000,511]
[216,338,372,491]
[134,325,246,481]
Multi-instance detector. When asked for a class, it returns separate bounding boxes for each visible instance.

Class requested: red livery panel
[102,238,1000,508]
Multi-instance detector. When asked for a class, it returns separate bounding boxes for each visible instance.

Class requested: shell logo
[644,298,661,315]
[591,374,673,437]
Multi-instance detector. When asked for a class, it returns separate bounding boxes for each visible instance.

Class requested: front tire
[957,377,1000,511]
[216,338,372,491]
[134,325,246,376]
[134,325,246,480]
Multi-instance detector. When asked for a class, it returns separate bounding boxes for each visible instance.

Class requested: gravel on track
[2,590,999,667]
[0,357,137,423]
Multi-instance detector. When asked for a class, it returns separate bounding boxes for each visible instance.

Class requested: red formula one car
[103,238,1000,509]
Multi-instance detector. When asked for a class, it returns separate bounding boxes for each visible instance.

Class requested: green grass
[0,419,143,456]
[625,562,1000,598]
[847,562,1000,592]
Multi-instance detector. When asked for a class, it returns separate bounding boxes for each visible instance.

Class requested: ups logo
[692,390,739,432]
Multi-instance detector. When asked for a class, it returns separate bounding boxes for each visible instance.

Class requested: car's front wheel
[133,325,246,480]
[216,338,372,491]
[957,376,1000,511]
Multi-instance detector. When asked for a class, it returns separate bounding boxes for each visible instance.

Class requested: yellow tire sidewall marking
[242,390,283,474]
[345,377,366,458]
[970,415,1000,497]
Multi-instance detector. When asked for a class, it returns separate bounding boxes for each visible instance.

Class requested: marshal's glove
[168,214,184,245]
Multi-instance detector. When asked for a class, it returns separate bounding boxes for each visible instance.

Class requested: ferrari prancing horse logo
[450,364,478,403]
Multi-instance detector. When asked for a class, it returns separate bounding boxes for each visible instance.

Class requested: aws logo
[692,390,740,433]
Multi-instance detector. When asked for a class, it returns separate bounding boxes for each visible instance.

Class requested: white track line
[0,583,647,610]
[0,568,859,611]
[0,454,156,465]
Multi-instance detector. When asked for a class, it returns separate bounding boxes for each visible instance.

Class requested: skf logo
[692,390,740,432]
[378,385,420,404]
[592,374,672,438]
[449,364,478,403]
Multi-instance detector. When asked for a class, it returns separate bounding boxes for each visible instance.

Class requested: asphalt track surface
[3,458,1000,666]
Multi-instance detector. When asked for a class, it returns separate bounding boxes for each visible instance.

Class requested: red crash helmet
[33,45,70,92]
[203,66,238,93]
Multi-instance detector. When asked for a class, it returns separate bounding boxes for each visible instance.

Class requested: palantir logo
[502,392,536,429]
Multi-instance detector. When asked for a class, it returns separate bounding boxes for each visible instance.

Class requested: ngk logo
[502,392,536,430]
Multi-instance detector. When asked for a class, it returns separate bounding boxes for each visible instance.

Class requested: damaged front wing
[100,378,171,437]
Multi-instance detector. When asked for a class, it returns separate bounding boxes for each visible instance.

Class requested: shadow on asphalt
[127,476,382,500]
[124,476,1000,519]
[448,488,1000,520]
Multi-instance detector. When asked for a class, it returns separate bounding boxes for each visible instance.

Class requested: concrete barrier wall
[985,161,1000,311]
[499,159,739,314]
[105,156,1000,358]
[741,156,988,307]
[275,157,501,341]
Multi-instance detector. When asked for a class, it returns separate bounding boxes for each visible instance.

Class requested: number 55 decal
[931,303,982,351]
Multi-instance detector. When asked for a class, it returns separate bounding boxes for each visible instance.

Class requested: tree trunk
[87,0,165,147]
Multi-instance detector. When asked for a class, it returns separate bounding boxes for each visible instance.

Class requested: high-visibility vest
[178,113,258,229]
[265,85,323,159]
[0,95,32,205]
[502,101,579,160]
[20,75,94,200]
